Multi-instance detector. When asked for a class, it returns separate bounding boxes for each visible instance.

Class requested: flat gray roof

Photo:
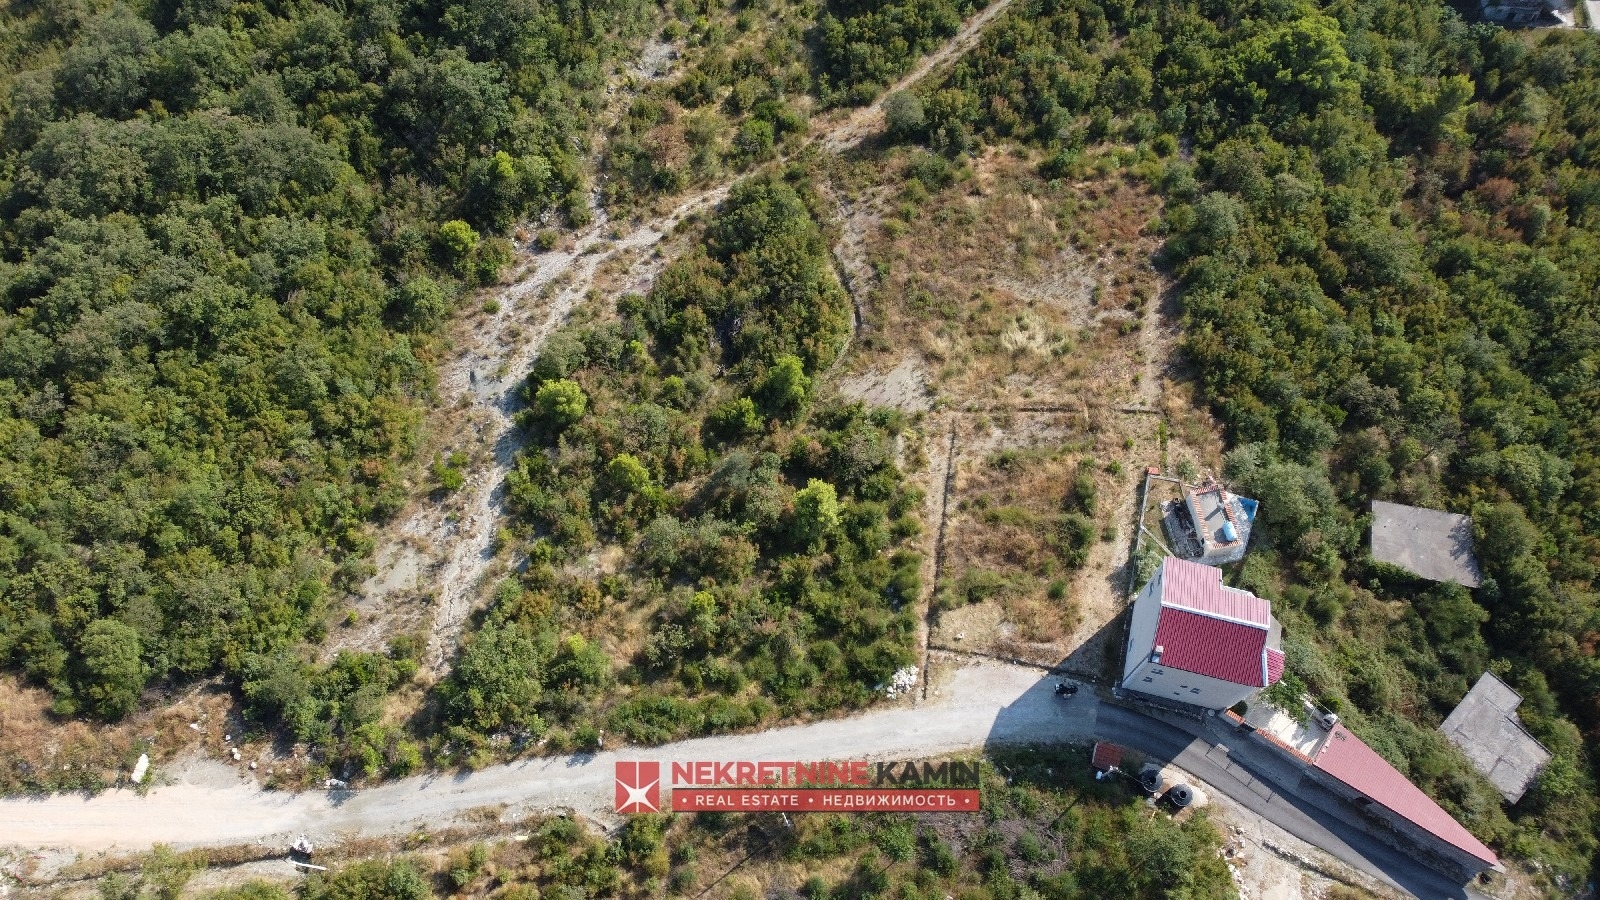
[1440,673,1551,803]
[1370,500,1482,587]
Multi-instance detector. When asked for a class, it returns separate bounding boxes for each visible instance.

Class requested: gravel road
[1,662,1081,854]
[3,658,1483,899]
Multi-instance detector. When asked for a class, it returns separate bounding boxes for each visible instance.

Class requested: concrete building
[1122,557,1284,710]
[1480,0,1572,24]
[1161,482,1256,565]
[1307,723,1503,878]
[1370,500,1482,588]
[1233,702,1504,879]
[1441,672,1551,803]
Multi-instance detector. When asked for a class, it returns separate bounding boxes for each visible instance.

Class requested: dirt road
[338,0,1020,672]
[2,662,1481,900]
[817,0,1017,154]
[1,661,1079,854]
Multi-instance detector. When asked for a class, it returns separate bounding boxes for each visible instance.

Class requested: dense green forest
[887,0,1600,876]
[0,0,649,720]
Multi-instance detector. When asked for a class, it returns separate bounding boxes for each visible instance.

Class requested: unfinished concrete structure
[1160,482,1256,566]
[1441,672,1552,803]
[1370,500,1482,587]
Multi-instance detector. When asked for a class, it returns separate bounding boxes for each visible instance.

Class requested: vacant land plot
[834,148,1225,671]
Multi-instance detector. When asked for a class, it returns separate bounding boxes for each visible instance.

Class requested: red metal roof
[1160,557,1269,624]
[1091,741,1124,771]
[1265,648,1286,685]
[1153,607,1271,686]
[1314,725,1499,867]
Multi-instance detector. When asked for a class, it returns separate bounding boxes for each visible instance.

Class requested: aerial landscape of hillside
[0,0,1598,895]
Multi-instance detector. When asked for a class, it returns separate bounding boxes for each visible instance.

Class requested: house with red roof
[1121,557,1284,710]
[1307,723,1502,877]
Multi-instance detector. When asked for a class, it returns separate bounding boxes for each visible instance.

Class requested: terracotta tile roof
[1160,557,1270,625]
[1154,607,1272,686]
[1091,741,1124,771]
[1314,725,1499,867]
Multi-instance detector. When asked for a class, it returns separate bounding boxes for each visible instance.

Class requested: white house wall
[1122,569,1165,684]
[1124,658,1256,710]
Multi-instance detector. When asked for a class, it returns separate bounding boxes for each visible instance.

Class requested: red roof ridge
[1152,607,1271,687]
[1158,557,1270,625]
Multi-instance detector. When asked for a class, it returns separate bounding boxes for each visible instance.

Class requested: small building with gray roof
[1370,500,1482,588]
[1440,672,1552,804]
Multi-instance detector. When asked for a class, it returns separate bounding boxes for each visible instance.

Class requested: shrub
[78,619,147,720]
[708,396,762,440]
[792,479,841,550]
[884,92,926,141]
[302,859,428,900]
[757,354,811,418]
[440,219,481,263]
[534,379,588,429]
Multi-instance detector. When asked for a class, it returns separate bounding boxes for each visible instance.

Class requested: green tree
[534,379,588,429]
[440,219,481,264]
[78,620,146,720]
[1223,15,1358,123]
[884,92,926,141]
[606,454,655,496]
[710,396,763,439]
[446,624,547,733]
[392,276,451,330]
[757,354,811,418]
[792,479,841,550]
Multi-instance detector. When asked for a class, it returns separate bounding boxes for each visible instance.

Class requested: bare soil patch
[829,147,1227,671]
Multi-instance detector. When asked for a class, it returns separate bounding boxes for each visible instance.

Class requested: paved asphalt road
[3,661,1483,898]
[1085,703,1484,900]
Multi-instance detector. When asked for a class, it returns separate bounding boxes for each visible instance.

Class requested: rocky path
[341,0,1020,673]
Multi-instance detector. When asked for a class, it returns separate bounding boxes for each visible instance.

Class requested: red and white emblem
[615,761,660,813]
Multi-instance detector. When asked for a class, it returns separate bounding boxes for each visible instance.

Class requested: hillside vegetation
[0,0,646,734]
[884,0,1600,876]
[95,749,1240,900]
[1,0,1597,884]
[437,175,924,758]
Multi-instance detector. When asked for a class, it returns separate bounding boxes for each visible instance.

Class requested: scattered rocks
[884,666,919,697]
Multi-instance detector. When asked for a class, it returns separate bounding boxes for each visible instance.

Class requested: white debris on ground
[1224,856,1251,900]
[130,753,150,784]
[884,666,919,697]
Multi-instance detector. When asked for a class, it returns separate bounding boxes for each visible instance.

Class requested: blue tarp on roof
[1238,497,1258,522]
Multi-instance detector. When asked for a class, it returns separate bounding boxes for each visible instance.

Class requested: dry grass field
[830,146,1226,673]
